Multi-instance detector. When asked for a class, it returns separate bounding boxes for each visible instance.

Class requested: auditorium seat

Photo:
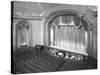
[13,46,65,73]
[13,46,97,74]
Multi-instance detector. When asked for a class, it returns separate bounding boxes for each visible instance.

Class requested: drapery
[50,15,88,54]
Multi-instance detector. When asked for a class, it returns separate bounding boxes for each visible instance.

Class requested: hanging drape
[50,15,88,54]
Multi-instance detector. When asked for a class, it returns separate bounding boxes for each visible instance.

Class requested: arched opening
[15,19,32,48]
[45,10,90,56]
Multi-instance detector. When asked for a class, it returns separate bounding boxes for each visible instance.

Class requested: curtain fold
[50,15,87,54]
[54,26,86,52]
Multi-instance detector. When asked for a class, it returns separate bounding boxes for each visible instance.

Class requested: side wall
[12,1,97,59]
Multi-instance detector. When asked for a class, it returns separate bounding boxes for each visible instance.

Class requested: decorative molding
[12,15,45,20]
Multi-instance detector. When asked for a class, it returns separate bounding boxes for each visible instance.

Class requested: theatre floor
[12,46,97,74]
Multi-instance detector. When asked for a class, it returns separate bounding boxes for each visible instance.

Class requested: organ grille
[16,20,32,48]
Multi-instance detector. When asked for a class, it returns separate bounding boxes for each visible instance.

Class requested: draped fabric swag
[50,15,88,54]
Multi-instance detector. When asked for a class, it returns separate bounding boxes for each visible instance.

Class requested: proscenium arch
[15,19,32,48]
[44,9,91,56]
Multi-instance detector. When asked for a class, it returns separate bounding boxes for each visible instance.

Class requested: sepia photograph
[11,1,97,74]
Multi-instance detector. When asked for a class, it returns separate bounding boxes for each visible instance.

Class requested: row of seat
[13,46,65,73]
[13,46,97,74]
